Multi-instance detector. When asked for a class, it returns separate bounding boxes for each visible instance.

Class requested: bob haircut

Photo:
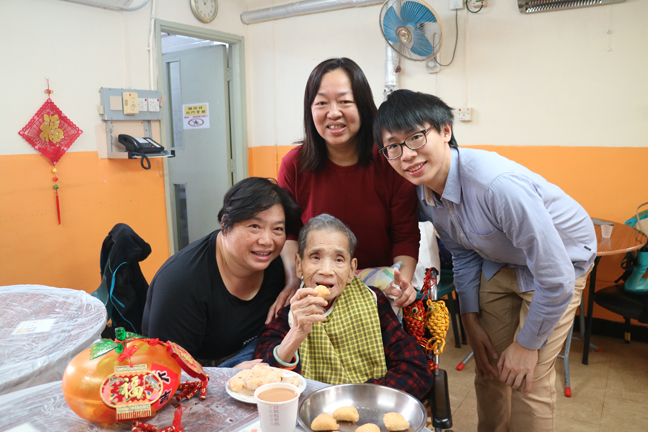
[298,58,378,172]
[217,177,302,234]
[373,90,458,149]
[297,214,357,259]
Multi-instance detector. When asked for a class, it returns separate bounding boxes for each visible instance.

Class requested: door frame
[155,20,248,254]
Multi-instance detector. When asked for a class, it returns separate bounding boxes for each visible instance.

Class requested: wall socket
[457,107,472,122]
[148,98,161,112]
[470,0,485,8]
[449,0,463,9]
[138,98,148,112]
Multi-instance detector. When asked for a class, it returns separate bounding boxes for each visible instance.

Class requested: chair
[594,283,648,342]
[93,223,151,339]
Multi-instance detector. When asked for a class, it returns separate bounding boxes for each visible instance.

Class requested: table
[0,368,432,432]
[0,285,107,396]
[581,220,647,364]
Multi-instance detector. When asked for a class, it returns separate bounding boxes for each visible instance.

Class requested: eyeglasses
[379,127,432,160]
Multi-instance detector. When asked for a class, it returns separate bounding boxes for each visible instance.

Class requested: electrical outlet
[138,98,148,112]
[457,107,472,122]
[122,92,139,115]
[470,0,485,8]
[148,98,160,112]
[449,0,463,9]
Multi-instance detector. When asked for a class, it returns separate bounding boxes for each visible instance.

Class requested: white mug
[254,382,300,432]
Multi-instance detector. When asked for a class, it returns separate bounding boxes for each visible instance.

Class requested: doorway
[155,21,248,254]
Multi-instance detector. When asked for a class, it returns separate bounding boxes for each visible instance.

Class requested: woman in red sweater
[266,58,420,323]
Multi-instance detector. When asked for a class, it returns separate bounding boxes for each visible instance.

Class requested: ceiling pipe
[241,0,383,25]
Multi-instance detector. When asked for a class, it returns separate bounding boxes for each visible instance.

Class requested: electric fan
[380,0,444,62]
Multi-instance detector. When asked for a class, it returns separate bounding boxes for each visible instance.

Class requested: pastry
[383,412,409,431]
[228,369,251,394]
[311,413,339,431]
[356,424,380,432]
[315,285,331,298]
[227,364,286,396]
[333,406,359,422]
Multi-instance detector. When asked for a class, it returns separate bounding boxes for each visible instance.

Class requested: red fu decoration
[18,81,83,224]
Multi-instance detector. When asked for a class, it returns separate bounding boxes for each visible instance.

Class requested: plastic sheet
[0,284,106,396]
[0,369,433,432]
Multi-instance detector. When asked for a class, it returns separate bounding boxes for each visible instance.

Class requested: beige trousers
[475,266,590,432]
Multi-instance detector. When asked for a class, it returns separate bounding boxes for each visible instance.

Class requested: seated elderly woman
[254,214,432,399]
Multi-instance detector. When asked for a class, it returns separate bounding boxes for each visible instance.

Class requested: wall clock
[190,0,218,23]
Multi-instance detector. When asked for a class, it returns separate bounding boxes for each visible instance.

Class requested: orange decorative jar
[62,340,181,423]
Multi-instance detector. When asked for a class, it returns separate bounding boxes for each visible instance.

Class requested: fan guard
[380,0,443,62]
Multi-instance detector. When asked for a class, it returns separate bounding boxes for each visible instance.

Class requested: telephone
[118,134,165,170]
[118,134,165,154]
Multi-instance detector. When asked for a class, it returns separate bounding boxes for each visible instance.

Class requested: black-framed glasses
[379,127,432,160]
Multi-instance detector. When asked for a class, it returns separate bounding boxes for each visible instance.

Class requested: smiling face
[221,204,286,273]
[311,68,361,154]
[382,124,453,194]
[296,229,357,301]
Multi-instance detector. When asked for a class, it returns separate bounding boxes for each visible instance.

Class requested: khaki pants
[475,266,590,432]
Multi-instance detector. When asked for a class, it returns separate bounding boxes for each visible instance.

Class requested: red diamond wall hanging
[18,81,83,224]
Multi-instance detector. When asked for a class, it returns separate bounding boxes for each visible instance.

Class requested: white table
[0,368,433,432]
[0,285,106,396]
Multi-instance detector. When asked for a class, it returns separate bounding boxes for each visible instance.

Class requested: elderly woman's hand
[289,287,328,334]
[385,269,417,308]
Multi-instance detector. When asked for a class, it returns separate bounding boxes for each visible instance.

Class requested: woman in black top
[142,177,301,367]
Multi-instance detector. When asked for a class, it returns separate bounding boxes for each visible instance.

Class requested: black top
[141,230,285,361]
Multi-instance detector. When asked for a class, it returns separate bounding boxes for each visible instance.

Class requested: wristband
[273,345,299,369]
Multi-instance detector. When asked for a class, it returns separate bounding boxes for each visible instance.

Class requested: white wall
[0,0,250,156]
[2,0,645,158]
[244,0,648,148]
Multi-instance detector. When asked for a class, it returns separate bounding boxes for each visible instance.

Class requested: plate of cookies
[226,364,306,404]
[298,383,426,432]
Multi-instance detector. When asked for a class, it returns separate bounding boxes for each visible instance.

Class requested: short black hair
[374,89,458,149]
[298,58,377,172]
[217,177,302,234]
[297,214,357,258]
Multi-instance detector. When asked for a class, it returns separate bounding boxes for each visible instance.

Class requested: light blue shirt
[419,147,596,349]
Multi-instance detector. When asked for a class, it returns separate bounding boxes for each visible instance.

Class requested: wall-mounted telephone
[118,134,165,170]
[118,135,165,153]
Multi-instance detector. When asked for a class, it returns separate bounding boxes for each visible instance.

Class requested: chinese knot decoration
[18,80,83,224]
[403,268,450,370]
[62,327,209,430]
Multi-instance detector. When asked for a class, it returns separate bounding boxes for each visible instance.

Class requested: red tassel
[173,406,187,432]
[55,190,61,224]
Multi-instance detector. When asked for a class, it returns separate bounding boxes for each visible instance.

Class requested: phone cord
[137,153,151,170]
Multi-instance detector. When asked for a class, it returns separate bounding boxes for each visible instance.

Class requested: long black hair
[298,58,377,172]
[217,177,302,234]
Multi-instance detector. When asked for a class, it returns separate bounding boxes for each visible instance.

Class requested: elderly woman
[255,214,431,399]
[142,177,301,367]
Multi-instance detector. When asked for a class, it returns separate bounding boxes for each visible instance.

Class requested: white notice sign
[12,319,56,335]
[183,103,210,129]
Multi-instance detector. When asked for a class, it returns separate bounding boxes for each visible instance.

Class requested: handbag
[622,202,648,293]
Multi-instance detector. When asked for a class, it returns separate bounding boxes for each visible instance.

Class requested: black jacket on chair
[99,223,151,339]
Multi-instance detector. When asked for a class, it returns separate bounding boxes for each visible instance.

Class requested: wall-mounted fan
[380,0,444,62]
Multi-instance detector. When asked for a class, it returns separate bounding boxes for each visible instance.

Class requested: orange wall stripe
[0,152,171,293]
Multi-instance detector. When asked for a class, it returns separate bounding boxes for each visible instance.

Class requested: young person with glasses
[374,89,596,432]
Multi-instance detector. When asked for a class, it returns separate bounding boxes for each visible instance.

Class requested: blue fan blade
[400,1,437,25]
[382,6,405,44]
[410,28,435,57]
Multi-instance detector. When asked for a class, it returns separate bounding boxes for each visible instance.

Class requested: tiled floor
[437,327,648,431]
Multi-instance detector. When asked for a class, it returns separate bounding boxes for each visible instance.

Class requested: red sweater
[278,146,419,269]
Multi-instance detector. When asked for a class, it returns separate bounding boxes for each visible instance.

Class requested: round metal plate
[298,383,426,432]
